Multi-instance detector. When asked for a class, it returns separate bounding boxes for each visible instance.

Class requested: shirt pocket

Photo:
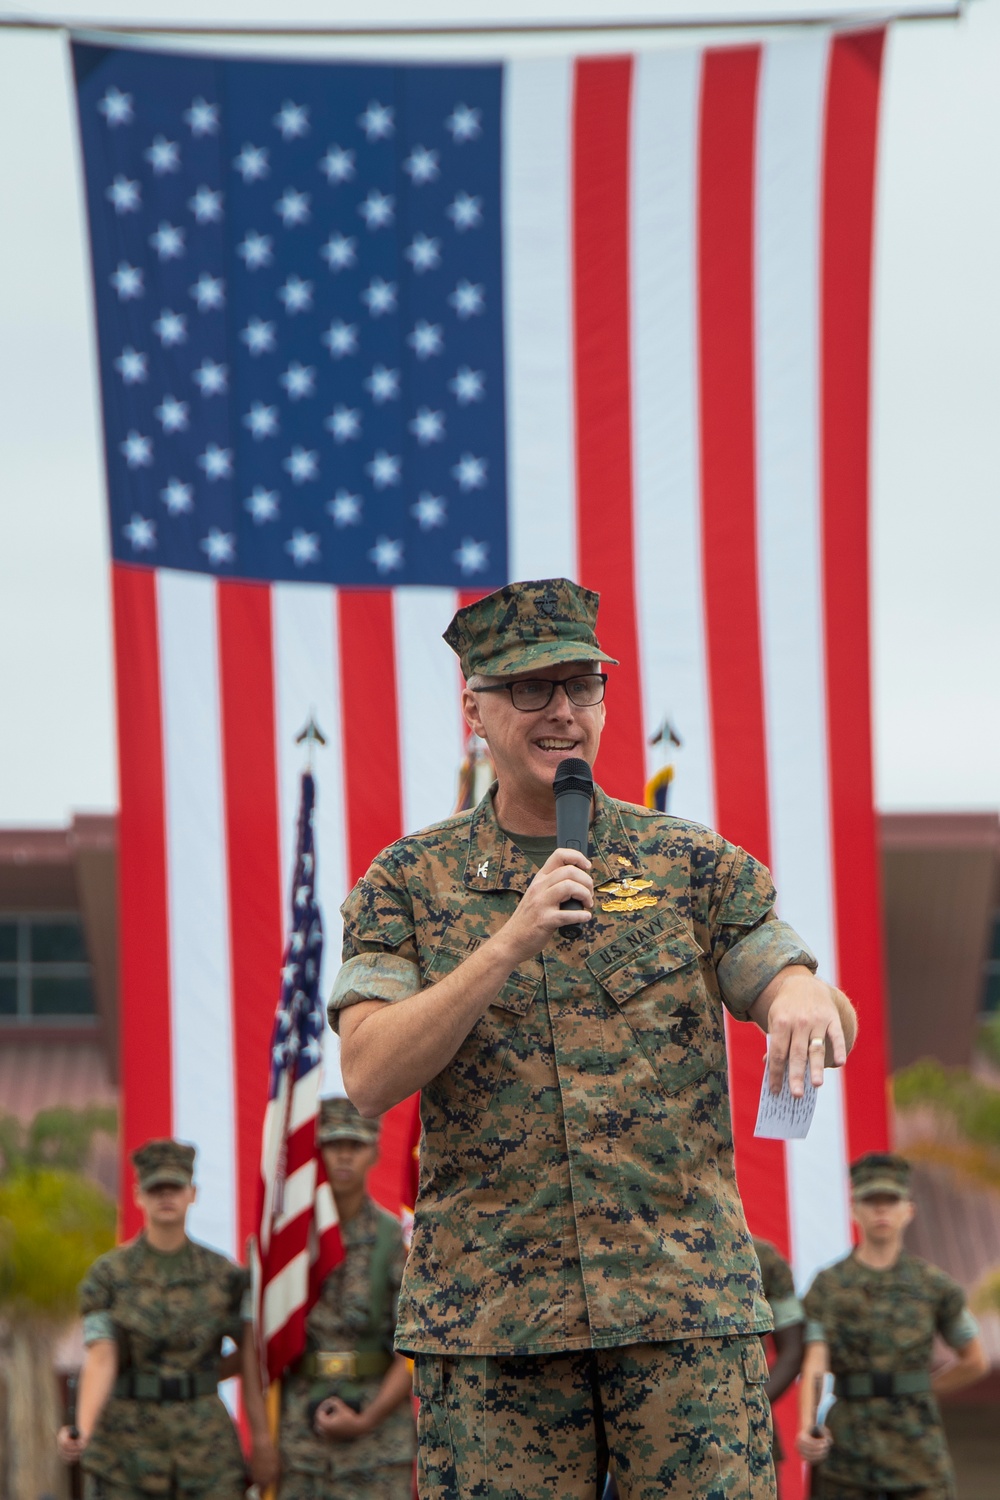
[420,944,540,1126]
[587,922,723,1095]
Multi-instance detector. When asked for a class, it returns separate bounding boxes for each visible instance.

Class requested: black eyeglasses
[471,674,608,712]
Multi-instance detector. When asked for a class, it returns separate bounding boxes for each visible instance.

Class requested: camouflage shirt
[330,785,816,1356]
[78,1234,248,1494]
[804,1250,978,1492]
[280,1196,416,1480]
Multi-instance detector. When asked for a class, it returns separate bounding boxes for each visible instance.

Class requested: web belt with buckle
[114,1371,219,1401]
[833,1371,932,1399]
[299,1350,393,1381]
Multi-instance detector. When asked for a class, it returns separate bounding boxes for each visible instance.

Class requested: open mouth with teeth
[535,739,579,753]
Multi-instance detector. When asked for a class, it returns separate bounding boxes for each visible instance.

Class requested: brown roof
[0,1040,115,1123]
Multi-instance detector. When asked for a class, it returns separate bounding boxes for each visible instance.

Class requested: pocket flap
[587,924,703,1005]
[422,945,539,1016]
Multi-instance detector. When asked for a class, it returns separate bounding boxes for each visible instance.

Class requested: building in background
[0,817,117,1132]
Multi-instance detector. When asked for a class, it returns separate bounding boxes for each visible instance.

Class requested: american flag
[253,769,343,1381]
[75,32,889,1495]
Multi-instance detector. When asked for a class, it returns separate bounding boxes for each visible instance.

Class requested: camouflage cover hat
[131,1138,195,1190]
[850,1152,912,1200]
[317,1096,380,1146]
[444,578,619,679]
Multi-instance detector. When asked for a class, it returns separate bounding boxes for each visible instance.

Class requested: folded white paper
[753,1037,817,1140]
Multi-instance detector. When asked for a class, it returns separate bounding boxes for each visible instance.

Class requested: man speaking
[329,578,856,1500]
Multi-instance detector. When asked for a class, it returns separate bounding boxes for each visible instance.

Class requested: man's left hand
[749,966,854,1098]
[313,1397,371,1442]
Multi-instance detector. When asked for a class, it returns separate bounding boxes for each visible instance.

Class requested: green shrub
[0,1168,115,1316]
[893,1059,1000,1151]
[0,1104,117,1179]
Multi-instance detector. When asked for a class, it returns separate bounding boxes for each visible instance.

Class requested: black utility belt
[834,1371,932,1400]
[114,1371,218,1402]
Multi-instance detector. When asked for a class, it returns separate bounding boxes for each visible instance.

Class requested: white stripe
[273,584,349,1098]
[289,1066,322,1134]
[273,1157,318,1233]
[754,33,851,1287]
[393,587,465,833]
[261,1249,310,1335]
[630,48,714,829]
[314,1182,338,1234]
[157,571,236,1257]
[503,57,577,582]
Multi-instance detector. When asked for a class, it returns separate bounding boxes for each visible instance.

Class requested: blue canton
[74,43,507,586]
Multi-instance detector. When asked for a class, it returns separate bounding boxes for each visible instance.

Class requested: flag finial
[295,713,327,769]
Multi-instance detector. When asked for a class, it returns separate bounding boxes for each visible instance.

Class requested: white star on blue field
[75,42,506,585]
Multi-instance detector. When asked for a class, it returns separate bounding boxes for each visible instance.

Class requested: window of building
[982,910,1000,1015]
[0,915,96,1023]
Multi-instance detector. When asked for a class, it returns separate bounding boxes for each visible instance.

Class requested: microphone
[554,757,594,936]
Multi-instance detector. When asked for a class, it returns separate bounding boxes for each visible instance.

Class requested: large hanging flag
[254,769,343,1380]
[74,26,889,1385]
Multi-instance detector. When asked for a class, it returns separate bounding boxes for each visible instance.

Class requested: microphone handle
[555,789,591,933]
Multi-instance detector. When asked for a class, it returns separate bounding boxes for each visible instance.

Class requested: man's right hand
[795,1425,832,1463]
[495,848,594,966]
[57,1426,88,1463]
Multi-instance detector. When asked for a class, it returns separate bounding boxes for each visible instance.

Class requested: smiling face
[462,660,606,831]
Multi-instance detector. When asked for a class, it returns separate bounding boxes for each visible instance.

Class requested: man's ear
[461,684,486,738]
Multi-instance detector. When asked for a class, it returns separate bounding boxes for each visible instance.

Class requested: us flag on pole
[75,32,890,1492]
[253,769,342,1381]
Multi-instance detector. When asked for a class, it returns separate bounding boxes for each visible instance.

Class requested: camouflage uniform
[804,1154,978,1499]
[78,1142,247,1500]
[326,579,820,1498]
[279,1100,415,1500]
[752,1238,804,1468]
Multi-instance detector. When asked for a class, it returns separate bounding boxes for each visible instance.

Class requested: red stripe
[337,590,403,883]
[571,57,646,806]
[698,48,791,1255]
[112,564,172,1239]
[217,580,285,1256]
[821,29,890,1156]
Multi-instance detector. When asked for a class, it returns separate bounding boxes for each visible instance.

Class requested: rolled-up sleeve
[79,1258,116,1346]
[328,951,421,1030]
[710,845,817,1018]
[328,867,420,1033]
[718,917,817,1018]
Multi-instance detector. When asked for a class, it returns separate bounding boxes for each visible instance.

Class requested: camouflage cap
[443,578,619,679]
[131,1138,196,1190]
[317,1096,380,1146]
[850,1152,912,1200]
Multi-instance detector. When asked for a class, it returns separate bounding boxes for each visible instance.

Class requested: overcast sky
[1,2,998,826]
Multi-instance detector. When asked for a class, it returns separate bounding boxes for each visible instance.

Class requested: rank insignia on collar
[597,877,658,913]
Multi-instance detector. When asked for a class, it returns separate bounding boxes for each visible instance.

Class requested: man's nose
[544,684,575,716]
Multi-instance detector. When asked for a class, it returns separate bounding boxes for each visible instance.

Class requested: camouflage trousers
[278,1463,414,1499]
[414,1335,775,1500]
[83,1477,245,1499]
[811,1479,953,1500]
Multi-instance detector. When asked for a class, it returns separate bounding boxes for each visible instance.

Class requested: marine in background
[797,1152,989,1500]
[56,1138,275,1499]
[753,1237,805,1498]
[277,1097,415,1500]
